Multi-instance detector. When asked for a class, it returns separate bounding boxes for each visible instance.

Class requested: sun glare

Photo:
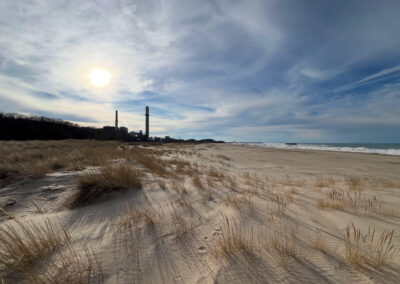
[89,68,111,87]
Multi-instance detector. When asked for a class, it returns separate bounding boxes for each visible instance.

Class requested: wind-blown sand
[1,142,400,283]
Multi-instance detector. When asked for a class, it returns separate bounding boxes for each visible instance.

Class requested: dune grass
[315,175,337,188]
[0,140,122,182]
[0,140,192,184]
[214,216,252,257]
[170,204,193,238]
[0,218,102,283]
[192,175,204,189]
[271,225,297,258]
[0,218,65,274]
[272,193,287,215]
[316,187,395,217]
[30,242,102,284]
[71,164,142,208]
[226,193,253,212]
[344,222,395,267]
[311,229,326,252]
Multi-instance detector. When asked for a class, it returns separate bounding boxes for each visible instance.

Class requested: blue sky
[1,0,400,142]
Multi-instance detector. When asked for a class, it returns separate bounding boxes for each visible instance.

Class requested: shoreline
[231,142,400,156]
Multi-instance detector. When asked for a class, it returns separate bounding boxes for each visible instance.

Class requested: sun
[89,68,111,87]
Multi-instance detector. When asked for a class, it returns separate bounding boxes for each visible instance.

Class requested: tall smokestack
[115,110,118,129]
[145,106,149,140]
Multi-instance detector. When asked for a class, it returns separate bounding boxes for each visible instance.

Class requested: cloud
[0,0,400,142]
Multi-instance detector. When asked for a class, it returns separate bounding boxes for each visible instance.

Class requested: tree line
[0,113,128,140]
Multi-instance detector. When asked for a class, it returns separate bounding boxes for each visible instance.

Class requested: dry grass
[170,158,192,175]
[317,189,345,210]
[115,207,142,235]
[170,203,192,238]
[317,188,360,210]
[171,180,187,195]
[270,225,297,264]
[242,171,251,179]
[206,175,214,187]
[0,218,65,274]
[71,164,142,208]
[127,149,170,177]
[344,222,395,267]
[116,204,159,232]
[223,175,237,191]
[0,140,190,184]
[214,216,252,257]
[31,200,46,214]
[175,196,193,213]
[226,193,253,212]
[0,218,102,283]
[208,167,225,180]
[192,175,204,189]
[316,188,393,217]
[201,188,213,204]
[128,147,195,178]
[315,175,337,188]
[311,229,326,252]
[346,176,362,190]
[140,204,159,227]
[272,193,287,215]
[282,175,295,186]
[216,154,230,161]
[315,174,395,192]
[0,208,15,220]
[29,242,102,284]
[0,140,121,182]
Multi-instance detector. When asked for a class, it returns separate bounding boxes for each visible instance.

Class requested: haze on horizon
[0,0,400,143]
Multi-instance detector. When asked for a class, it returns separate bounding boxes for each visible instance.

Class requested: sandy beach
[1,141,399,283]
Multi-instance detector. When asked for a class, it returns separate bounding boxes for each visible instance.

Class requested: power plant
[145,106,149,140]
[104,106,150,141]
[1,105,222,142]
[97,106,220,143]
[115,110,118,129]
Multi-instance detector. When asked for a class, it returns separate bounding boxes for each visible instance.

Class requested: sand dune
[1,142,399,283]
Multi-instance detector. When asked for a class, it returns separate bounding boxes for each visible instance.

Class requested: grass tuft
[344,222,395,267]
[0,218,64,273]
[271,225,297,257]
[311,229,326,252]
[214,216,252,257]
[71,164,142,208]
[0,218,102,283]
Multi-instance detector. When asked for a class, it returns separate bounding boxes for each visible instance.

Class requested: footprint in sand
[198,246,207,254]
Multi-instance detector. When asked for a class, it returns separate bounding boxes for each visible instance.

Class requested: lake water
[234,143,400,156]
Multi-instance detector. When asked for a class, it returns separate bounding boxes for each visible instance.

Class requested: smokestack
[145,106,149,140]
[115,110,118,129]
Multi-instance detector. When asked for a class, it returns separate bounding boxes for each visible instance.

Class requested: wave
[233,143,400,156]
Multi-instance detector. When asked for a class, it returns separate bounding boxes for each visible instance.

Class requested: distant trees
[0,113,114,140]
[0,113,224,143]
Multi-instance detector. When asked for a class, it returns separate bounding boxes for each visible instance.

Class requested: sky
[1,0,400,142]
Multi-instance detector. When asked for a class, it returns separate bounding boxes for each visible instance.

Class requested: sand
[1,143,400,283]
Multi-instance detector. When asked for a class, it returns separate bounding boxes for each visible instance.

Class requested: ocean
[234,143,400,156]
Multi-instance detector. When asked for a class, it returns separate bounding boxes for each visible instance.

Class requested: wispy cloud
[0,0,400,142]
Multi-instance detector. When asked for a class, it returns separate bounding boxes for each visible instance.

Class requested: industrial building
[104,106,150,141]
